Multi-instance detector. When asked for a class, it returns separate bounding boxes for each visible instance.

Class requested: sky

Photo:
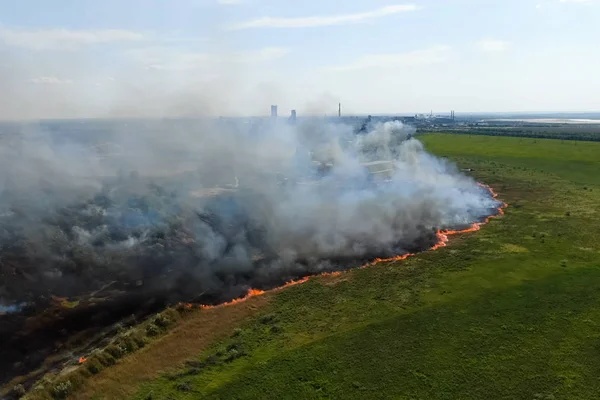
[0,0,598,119]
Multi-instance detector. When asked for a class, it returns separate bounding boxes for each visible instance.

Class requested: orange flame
[79,357,87,364]
[280,277,310,288]
[200,288,266,310]
[318,271,343,278]
[196,184,506,311]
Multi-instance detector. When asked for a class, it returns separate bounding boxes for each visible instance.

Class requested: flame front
[195,184,506,311]
[78,357,87,364]
[200,288,266,310]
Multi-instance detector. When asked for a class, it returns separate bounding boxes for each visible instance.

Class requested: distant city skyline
[0,0,599,120]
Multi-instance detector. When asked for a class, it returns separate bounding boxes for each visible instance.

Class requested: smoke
[0,118,501,307]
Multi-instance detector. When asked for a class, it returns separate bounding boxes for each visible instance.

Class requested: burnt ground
[0,228,451,392]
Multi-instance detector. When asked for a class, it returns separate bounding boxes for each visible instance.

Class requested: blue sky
[0,0,598,119]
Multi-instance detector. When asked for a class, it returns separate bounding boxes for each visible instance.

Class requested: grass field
[74,133,600,400]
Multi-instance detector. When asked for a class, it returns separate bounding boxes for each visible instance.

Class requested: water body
[486,118,600,125]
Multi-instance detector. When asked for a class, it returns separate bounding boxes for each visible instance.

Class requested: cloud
[0,27,144,50]
[29,77,73,84]
[325,46,450,71]
[477,39,510,52]
[129,46,290,71]
[227,4,419,30]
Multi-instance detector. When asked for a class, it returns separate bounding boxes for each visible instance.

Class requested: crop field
[426,126,600,142]
[71,133,600,400]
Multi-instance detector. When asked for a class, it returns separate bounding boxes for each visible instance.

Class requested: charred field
[58,133,600,400]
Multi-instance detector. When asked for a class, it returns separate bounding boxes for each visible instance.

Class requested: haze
[0,0,598,120]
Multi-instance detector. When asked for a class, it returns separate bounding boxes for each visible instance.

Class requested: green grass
[87,134,600,400]
[424,134,600,186]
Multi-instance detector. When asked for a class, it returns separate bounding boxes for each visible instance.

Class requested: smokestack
[338,103,341,118]
[271,105,278,118]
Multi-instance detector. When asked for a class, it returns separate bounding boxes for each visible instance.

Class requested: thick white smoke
[0,118,500,306]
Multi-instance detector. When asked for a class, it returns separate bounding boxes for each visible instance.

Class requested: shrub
[146,323,161,337]
[226,343,240,352]
[12,384,26,397]
[231,328,243,337]
[259,314,276,324]
[117,335,139,353]
[96,351,116,367]
[105,344,124,359]
[176,381,193,392]
[51,380,72,399]
[153,315,171,329]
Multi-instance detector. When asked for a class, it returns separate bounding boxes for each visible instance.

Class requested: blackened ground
[0,227,444,390]
[0,176,501,390]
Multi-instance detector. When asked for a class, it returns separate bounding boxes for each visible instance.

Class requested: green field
[77,134,600,400]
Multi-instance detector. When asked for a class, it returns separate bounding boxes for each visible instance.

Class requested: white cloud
[227,4,419,30]
[325,46,450,71]
[29,77,73,84]
[0,27,144,50]
[477,39,510,52]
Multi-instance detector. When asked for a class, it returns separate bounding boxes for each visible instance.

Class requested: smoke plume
[0,118,500,308]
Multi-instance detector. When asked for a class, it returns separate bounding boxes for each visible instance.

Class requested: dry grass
[71,295,270,400]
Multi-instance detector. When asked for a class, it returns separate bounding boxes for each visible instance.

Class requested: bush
[231,328,243,337]
[226,343,240,352]
[146,323,161,337]
[51,380,72,399]
[105,344,124,359]
[259,314,277,324]
[117,335,139,353]
[12,384,26,397]
[132,332,147,348]
[153,315,171,329]
[87,358,104,375]
[224,349,242,362]
[96,351,116,366]
[176,381,193,392]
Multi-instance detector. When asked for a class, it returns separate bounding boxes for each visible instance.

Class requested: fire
[200,288,266,310]
[318,271,343,278]
[280,277,310,288]
[78,357,87,364]
[360,253,415,269]
[195,184,507,312]
[430,185,507,251]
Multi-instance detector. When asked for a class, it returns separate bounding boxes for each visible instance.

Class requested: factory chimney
[271,105,278,118]
[338,103,341,118]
